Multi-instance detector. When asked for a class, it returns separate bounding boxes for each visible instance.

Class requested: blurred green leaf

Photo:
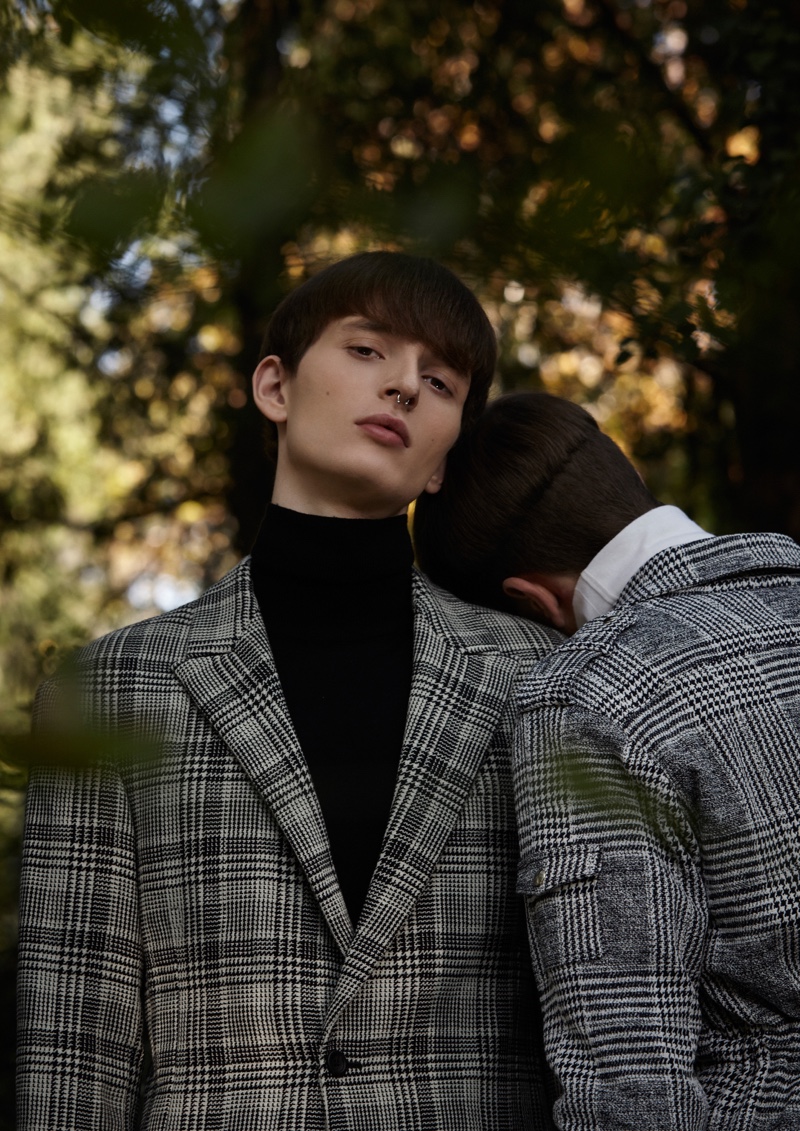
[0,730,162,770]
[65,169,168,257]
[399,164,481,250]
[190,108,317,258]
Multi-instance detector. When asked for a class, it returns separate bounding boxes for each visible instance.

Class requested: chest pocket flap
[517,844,603,969]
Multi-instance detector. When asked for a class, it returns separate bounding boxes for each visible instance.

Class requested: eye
[349,344,381,358]
[424,375,452,396]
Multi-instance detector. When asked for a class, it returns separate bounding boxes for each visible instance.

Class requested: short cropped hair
[414,392,660,611]
[261,251,496,430]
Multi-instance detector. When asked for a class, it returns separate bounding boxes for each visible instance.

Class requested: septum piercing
[396,393,415,408]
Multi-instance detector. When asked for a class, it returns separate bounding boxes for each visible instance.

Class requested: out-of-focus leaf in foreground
[66,169,169,258]
[0,730,162,770]
[190,108,318,258]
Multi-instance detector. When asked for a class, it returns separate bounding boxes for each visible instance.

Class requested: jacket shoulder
[33,561,251,740]
[621,530,800,605]
[61,558,251,673]
[414,570,562,658]
[519,534,800,714]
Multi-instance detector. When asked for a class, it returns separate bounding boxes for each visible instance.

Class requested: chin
[338,472,419,517]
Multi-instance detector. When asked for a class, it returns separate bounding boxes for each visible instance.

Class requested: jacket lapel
[324,572,522,1028]
[172,561,354,957]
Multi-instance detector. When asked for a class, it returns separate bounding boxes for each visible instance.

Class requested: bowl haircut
[414,392,660,613]
[261,251,497,432]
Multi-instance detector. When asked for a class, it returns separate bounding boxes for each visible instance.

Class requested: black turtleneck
[250,504,414,925]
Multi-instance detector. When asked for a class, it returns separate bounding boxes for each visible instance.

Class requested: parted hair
[414,391,660,611]
[261,251,497,430]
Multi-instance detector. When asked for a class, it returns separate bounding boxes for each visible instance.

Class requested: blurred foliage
[2,0,800,1120]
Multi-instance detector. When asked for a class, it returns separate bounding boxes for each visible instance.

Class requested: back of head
[261,251,496,430]
[414,392,660,611]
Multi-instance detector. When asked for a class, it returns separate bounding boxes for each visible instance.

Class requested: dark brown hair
[414,391,660,611]
[261,251,496,430]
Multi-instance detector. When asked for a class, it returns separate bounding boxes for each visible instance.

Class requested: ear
[502,576,570,631]
[252,355,289,424]
[422,457,447,495]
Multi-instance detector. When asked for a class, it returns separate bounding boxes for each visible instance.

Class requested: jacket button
[326,1049,349,1077]
[533,869,546,887]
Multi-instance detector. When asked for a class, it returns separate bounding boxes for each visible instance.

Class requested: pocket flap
[707,922,800,1021]
[517,843,601,896]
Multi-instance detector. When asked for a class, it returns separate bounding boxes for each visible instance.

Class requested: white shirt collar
[572,505,713,628]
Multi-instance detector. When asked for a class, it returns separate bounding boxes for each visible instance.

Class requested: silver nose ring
[396,393,415,408]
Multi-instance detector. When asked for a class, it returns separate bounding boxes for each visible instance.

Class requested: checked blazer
[17,559,559,1131]
[514,533,800,1131]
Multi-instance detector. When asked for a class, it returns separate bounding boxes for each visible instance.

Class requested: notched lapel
[325,583,521,1025]
[173,603,354,957]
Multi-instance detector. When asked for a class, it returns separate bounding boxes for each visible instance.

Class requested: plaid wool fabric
[514,533,800,1131]
[18,561,559,1131]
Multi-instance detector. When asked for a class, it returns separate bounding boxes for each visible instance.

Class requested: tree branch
[593,0,713,159]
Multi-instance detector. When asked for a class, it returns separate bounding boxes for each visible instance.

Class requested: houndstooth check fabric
[514,533,800,1131]
[17,560,560,1131]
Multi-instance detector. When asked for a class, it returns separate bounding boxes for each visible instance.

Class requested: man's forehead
[338,315,391,334]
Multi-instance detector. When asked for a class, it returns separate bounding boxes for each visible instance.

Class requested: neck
[270,469,408,520]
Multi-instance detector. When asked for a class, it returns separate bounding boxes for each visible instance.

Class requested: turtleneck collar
[249,504,415,645]
[250,503,414,584]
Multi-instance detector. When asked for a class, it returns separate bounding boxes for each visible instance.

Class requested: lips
[355,413,410,448]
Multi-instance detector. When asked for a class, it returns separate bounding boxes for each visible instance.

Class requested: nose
[384,352,420,411]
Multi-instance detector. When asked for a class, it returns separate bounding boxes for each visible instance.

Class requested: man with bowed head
[415,391,800,1131]
[17,254,559,1130]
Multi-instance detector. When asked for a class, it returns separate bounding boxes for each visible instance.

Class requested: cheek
[291,385,334,421]
[431,416,462,452]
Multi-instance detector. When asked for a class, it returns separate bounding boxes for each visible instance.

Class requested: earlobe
[422,457,447,496]
[252,355,289,423]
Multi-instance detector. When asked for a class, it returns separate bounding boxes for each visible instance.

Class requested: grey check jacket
[17,560,559,1131]
[514,533,800,1131]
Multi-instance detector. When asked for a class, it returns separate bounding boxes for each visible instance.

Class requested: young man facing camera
[415,391,800,1131]
[17,256,558,1130]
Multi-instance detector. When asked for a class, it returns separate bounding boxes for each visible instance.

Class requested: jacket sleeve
[17,682,144,1131]
[514,702,710,1131]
